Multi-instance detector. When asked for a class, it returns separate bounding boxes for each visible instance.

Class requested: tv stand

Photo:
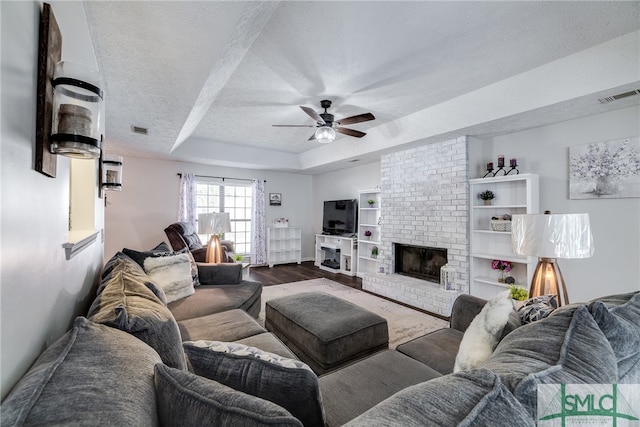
[315,234,357,276]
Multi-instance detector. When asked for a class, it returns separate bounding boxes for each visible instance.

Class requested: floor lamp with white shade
[511,211,594,306]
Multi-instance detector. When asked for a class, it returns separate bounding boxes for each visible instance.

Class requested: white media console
[314,234,357,277]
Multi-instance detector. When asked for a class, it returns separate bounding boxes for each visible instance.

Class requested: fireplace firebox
[394,243,447,283]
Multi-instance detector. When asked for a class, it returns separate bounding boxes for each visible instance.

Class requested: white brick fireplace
[363,136,469,317]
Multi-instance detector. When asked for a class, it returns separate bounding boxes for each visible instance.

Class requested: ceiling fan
[273,100,375,143]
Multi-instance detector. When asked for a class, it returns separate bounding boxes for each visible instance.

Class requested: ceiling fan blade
[336,127,366,138]
[272,124,316,127]
[337,112,375,126]
[300,106,325,124]
[308,133,317,141]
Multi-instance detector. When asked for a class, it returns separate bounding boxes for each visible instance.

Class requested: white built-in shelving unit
[356,189,382,278]
[469,173,539,299]
[267,227,302,268]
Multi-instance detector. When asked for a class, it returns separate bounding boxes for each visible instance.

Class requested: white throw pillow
[454,290,514,372]
[143,253,194,303]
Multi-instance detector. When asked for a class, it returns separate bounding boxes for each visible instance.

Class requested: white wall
[104,157,314,261]
[311,161,381,234]
[470,105,640,302]
[1,1,104,398]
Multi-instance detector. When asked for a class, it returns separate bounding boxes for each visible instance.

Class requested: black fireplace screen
[394,243,447,283]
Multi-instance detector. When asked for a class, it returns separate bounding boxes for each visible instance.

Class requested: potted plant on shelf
[233,254,245,263]
[491,259,512,283]
[364,230,372,240]
[371,246,379,259]
[508,285,528,309]
[479,190,495,205]
[367,199,376,207]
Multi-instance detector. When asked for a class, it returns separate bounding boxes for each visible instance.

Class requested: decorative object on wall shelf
[484,156,519,178]
[506,158,519,175]
[273,218,289,227]
[490,214,512,232]
[569,136,640,199]
[479,190,495,205]
[511,211,594,306]
[269,193,282,206]
[491,260,512,283]
[371,246,379,259]
[364,230,372,239]
[367,199,375,206]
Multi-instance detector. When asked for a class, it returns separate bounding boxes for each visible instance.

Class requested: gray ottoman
[265,292,389,374]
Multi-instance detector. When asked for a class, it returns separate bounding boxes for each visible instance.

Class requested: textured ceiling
[83,1,640,173]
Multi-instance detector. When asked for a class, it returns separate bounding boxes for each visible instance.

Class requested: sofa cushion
[518,294,558,324]
[454,290,515,372]
[183,341,325,427]
[319,350,442,427]
[143,253,195,303]
[343,368,535,427]
[154,364,303,427]
[1,317,161,426]
[485,305,617,418]
[88,257,187,370]
[178,308,266,342]
[235,333,298,359]
[124,246,200,288]
[589,292,640,383]
[396,328,464,375]
[196,262,242,285]
[168,280,262,321]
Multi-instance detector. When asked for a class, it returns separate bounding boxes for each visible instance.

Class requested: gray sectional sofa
[2,247,639,426]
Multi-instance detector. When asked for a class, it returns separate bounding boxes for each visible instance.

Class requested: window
[196,180,252,255]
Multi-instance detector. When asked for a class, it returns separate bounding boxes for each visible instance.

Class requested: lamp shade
[198,212,231,235]
[315,126,336,143]
[511,213,594,259]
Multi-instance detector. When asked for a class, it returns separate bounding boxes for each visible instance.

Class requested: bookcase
[267,227,302,268]
[356,189,382,277]
[469,174,539,299]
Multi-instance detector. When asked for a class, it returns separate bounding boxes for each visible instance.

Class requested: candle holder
[493,166,506,176]
[505,158,519,175]
[483,162,494,178]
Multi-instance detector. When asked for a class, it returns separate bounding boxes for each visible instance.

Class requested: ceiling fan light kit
[273,99,375,143]
[315,126,336,143]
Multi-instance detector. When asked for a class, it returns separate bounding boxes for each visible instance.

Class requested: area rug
[258,278,448,349]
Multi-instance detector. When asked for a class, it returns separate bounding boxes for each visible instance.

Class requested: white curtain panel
[251,179,267,265]
[178,172,197,229]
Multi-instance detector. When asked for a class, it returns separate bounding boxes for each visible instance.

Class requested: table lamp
[198,212,231,263]
[511,211,594,306]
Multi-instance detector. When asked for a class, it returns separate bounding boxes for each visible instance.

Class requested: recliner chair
[164,222,236,263]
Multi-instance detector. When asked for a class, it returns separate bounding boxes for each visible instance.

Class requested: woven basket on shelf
[490,220,512,232]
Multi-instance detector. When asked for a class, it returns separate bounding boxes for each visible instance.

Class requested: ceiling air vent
[598,89,640,104]
[131,125,148,135]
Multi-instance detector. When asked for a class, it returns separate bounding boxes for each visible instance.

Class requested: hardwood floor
[248,261,362,289]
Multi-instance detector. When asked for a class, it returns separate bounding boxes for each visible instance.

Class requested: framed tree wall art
[569,136,640,199]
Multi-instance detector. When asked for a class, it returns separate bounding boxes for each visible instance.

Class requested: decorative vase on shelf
[484,200,492,206]
[498,270,506,283]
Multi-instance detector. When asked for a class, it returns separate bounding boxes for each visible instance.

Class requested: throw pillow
[484,305,617,418]
[87,257,187,370]
[123,246,200,287]
[1,317,162,426]
[454,290,515,372]
[143,253,195,304]
[518,294,558,324]
[154,364,303,427]
[183,341,325,427]
[589,291,640,383]
[343,368,535,426]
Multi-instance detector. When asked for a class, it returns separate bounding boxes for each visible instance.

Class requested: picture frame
[269,193,282,206]
[569,136,640,199]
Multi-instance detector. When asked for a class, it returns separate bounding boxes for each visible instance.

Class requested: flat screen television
[322,199,358,235]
